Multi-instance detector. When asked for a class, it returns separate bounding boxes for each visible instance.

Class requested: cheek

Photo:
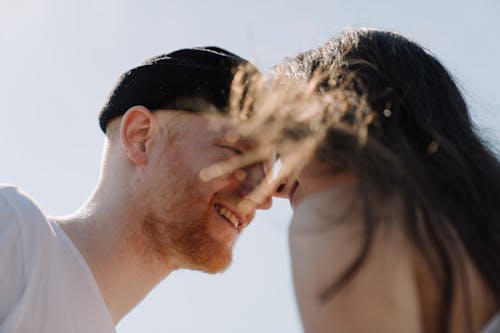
[166,147,241,200]
[205,175,238,198]
[297,161,339,196]
[296,172,317,197]
[294,172,334,208]
[297,161,320,187]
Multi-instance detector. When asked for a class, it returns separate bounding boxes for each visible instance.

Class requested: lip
[288,180,300,209]
[214,203,248,231]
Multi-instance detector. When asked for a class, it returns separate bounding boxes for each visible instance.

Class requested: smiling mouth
[214,204,245,230]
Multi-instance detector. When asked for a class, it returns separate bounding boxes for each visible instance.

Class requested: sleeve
[0,192,26,325]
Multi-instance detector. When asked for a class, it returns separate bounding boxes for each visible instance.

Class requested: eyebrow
[234,137,258,150]
[213,127,258,151]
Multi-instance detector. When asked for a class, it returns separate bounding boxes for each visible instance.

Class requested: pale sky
[1,1,498,332]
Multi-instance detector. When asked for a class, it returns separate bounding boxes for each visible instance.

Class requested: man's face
[138,111,271,273]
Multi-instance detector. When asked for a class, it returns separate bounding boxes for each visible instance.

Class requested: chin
[204,245,234,274]
[183,238,234,274]
[202,258,232,274]
[187,249,233,274]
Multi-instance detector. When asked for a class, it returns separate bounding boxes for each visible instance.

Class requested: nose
[237,162,273,210]
[272,182,288,198]
[266,155,295,199]
[257,195,272,210]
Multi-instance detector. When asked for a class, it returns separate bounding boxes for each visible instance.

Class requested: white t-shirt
[0,186,116,333]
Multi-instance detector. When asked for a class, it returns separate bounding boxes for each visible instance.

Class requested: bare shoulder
[290,187,422,333]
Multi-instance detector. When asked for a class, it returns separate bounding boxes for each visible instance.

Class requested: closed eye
[216,144,243,155]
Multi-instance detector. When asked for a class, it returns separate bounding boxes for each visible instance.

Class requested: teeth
[229,214,239,227]
[215,204,239,228]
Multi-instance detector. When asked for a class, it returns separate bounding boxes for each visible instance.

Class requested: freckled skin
[135,111,266,273]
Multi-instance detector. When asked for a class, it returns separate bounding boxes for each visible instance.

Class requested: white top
[0,186,115,333]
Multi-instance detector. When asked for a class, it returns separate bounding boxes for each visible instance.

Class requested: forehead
[156,110,256,146]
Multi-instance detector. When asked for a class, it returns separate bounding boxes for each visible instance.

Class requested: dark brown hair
[273,29,500,332]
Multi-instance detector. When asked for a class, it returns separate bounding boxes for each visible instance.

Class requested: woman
[267,29,500,333]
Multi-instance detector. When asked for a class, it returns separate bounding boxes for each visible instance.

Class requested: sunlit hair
[218,28,500,332]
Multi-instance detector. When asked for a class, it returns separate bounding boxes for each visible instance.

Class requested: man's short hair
[99,46,256,133]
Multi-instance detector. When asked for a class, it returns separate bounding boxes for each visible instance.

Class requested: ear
[120,105,156,165]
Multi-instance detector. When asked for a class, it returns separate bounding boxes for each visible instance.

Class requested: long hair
[272,29,500,332]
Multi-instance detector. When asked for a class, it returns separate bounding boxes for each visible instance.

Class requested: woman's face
[274,158,357,209]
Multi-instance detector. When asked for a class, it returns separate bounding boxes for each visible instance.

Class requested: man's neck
[54,195,174,324]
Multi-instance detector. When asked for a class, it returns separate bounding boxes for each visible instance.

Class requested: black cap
[99,46,256,133]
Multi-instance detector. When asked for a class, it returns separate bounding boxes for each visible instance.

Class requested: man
[0,47,272,332]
